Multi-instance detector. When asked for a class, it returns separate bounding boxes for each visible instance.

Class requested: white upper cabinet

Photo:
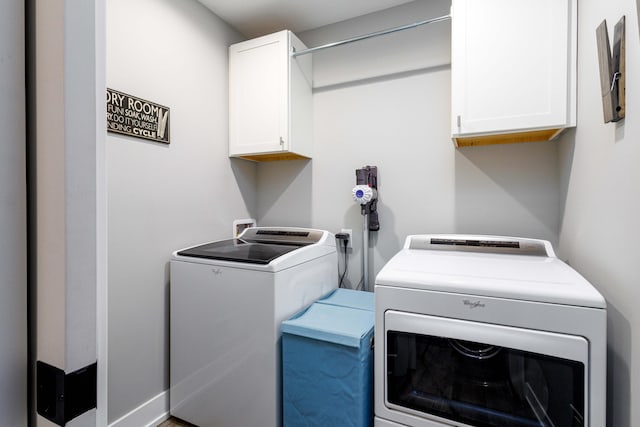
[451,0,577,147]
[229,30,313,161]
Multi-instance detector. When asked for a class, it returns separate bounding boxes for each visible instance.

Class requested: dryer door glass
[384,312,588,427]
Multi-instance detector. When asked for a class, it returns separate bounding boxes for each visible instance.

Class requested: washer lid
[173,227,334,267]
[176,238,305,264]
[376,234,606,309]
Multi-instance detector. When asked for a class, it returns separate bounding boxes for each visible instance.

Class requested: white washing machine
[374,234,606,427]
[170,227,338,427]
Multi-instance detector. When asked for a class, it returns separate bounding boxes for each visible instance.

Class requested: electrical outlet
[341,228,353,249]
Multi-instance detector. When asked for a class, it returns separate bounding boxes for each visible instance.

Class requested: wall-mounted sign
[106,88,170,143]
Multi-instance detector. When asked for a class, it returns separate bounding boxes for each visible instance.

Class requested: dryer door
[383,311,588,427]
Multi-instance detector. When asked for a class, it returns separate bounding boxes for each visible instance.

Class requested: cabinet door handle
[457,115,461,129]
[279,137,284,146]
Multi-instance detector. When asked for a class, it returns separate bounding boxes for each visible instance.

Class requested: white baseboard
[108,390,169,427]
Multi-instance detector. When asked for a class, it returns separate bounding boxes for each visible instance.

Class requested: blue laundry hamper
[316,288,374,312]
[282,290,374,427]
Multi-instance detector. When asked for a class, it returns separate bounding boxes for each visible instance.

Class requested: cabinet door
[451,0,574,137]
[229,31,289,156]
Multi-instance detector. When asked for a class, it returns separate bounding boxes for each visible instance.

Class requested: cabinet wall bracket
[596,16,625,123]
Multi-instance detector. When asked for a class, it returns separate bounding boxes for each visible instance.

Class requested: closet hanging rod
[291,14,451,58]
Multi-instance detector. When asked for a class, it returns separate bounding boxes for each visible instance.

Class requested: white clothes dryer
[170,227,338,427]
[374,235,606,427]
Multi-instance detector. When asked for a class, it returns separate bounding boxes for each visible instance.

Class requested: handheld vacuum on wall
[352,166,378,291]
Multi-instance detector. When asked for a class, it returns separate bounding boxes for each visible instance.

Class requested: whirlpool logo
[463,299,485,309]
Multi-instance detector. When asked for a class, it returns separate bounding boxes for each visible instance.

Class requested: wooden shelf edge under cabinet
[232,152,311,162]
[452,128,565,148]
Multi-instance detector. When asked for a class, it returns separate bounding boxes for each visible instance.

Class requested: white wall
[558,1,640,426]
[106,0,253,422]
[0,1,27,425]
[257,0,563,288]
